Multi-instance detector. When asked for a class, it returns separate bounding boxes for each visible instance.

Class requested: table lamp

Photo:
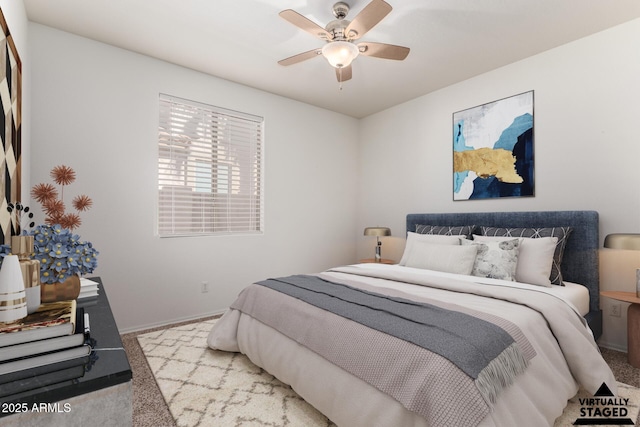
[604,233,640,296]
[364,227,391,262]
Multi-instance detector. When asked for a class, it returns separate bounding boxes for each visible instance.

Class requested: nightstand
[600,291,640,367]
[1,278,132,425]
[359,258,395,265]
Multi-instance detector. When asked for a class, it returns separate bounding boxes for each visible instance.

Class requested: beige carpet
[138,319,335,427]
[138,319,640,427]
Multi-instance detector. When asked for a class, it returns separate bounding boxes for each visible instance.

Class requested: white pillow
[405,241,478,275]
[399,232,462,266]
[472,235,558,287]
[462,238,520,281]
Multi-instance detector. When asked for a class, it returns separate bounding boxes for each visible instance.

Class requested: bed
[208,210,616,427]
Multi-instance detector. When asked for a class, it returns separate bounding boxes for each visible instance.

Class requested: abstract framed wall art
[453,91,534,200]
[0,7,22,244]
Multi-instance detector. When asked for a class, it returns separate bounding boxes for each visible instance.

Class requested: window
[157,94,263,237]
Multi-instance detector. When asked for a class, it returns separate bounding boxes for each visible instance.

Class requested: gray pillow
[480,226,573,285]
[415,224,476,239]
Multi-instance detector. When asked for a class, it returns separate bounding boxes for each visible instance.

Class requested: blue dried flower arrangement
[0,205,99,284]
[29,224,99,284]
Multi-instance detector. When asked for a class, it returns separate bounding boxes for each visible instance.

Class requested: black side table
[0,277,133,426]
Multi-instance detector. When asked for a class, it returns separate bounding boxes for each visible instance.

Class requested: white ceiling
[24,0,640,118]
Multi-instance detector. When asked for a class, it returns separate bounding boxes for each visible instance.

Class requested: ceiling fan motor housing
[326,19,351,40]
[332,2,350,19]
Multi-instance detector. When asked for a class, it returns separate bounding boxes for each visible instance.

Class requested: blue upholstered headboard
[406,211,602,338]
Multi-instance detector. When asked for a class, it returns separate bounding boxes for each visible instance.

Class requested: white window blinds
[158,94,264,237]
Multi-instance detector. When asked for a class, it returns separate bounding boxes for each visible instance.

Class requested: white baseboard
[597,340,628,353]
[118,309,226,334]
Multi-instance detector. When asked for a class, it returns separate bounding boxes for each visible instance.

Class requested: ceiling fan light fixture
[321,41,359,68]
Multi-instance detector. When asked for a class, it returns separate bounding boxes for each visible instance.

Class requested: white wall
[357,19,640,351]
[29,24,359,332]
[28,15,640,347]
[0,0,30,201]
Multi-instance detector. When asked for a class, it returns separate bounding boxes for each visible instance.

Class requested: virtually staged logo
[573,383,635,425]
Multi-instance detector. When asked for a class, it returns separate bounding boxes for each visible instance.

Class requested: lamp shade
[604,234,640,251]
[364,227,391,237]
[322,41,359,68]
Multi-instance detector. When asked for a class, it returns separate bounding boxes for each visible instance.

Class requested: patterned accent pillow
[461,238,520,281]
[415,224,476,239]
[480,226,573,285]
[473,235,557,287]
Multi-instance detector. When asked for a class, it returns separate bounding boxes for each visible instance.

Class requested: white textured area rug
[138,319,640,427]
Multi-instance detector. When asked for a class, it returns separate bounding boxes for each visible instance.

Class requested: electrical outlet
[611,303,621,317]
[201,281,209,293]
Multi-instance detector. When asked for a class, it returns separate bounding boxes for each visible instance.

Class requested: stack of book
[79,278,99,300]
[0,300,92,398]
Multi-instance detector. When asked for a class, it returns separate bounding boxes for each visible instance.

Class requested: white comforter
[208,264,616,427]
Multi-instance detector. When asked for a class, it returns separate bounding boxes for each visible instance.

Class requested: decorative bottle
[11,235,41,314]
[0,255,27,322]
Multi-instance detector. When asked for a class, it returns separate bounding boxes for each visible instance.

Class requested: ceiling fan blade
[279,9,333,40]
[336,65,352,82]
[345,0,392,40]
[278,48,322,66]
[358,42,410,60]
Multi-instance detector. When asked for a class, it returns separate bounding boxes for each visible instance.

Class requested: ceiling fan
[278,0,410,83]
